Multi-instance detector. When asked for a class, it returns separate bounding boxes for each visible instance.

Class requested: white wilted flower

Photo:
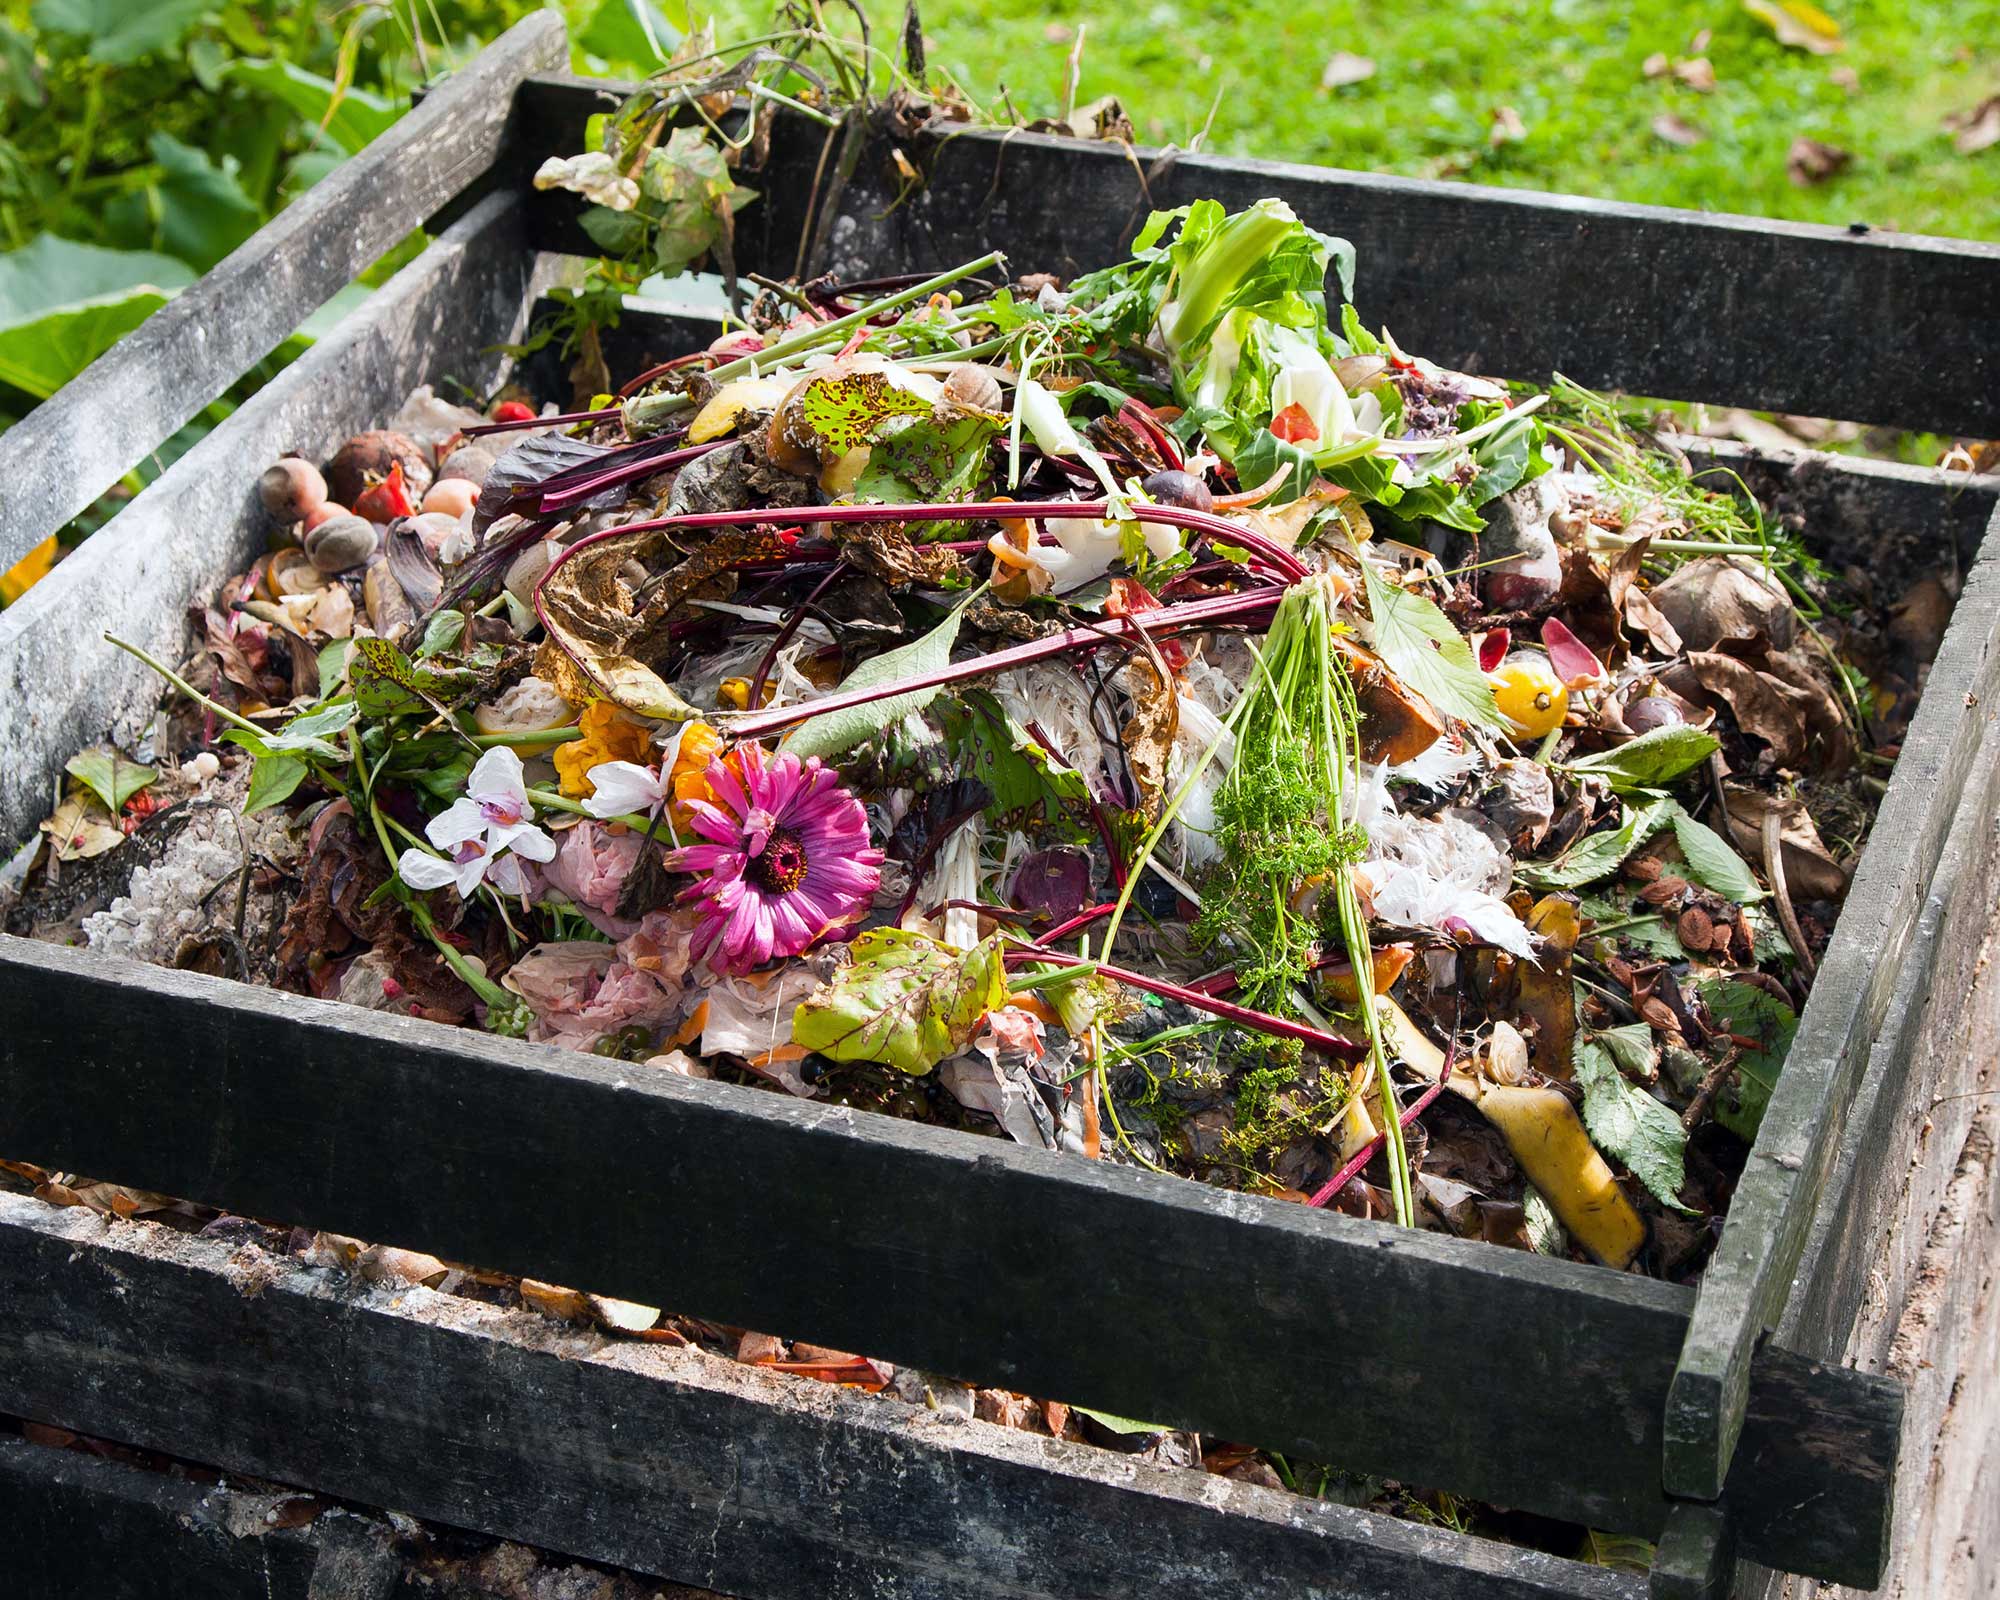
[398,747,556,898]
[533,152,640,211]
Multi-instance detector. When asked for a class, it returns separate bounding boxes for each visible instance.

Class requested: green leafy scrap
[1360,563,1503,730]
[1670,806,1767,902]
[1574,1032,1693,1212]
[795,369,935,459]
[1519,797,1675,890]
[63,748,155,814]
[1565,725,1721,791]
[781,594,970,762]
[853,411,1003,504]
[791,928,1008,1075]
[935,689,1093,841]
[1698,979,1797,1142]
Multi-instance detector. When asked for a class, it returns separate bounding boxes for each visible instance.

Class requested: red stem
[617,350,717,398]
[723,586,1283,741]
[1003,947,1365,1060]
[1306,1032,1458,1209]
[460,405,620,438]
[537,437,724,515]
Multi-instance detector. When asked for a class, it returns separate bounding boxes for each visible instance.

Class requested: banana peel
[1379,999,1646,1270]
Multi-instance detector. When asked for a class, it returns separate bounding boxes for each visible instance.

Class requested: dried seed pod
[302,513,379,574]
[1677,906,1716,950]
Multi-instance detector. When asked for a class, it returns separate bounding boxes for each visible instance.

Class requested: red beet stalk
[1002,946,1365,1060]
[1306,1034,1457,1209]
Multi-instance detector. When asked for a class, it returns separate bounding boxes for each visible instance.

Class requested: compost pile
[16,199,1927,1281]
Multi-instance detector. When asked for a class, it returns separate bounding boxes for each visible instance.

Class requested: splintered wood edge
[0,1192,1645,1600]
[0,12,567,573]
[1666,496,2000,1500]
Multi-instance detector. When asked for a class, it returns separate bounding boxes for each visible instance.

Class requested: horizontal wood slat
[0,934,1897,1582]
[509,80,2000,438]
[0,12,566,575]
[0,1194,1643,1600]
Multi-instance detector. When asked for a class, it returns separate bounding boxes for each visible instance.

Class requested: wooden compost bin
[3,17,1998,1598]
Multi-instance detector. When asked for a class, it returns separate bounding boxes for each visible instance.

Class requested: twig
[1762,807,1817,980]
[1683,1044,1746,1132]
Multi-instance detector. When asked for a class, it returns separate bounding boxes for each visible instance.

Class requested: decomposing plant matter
[15,197,1935,1294]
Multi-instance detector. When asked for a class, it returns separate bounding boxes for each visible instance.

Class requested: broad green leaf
[418,611,466,659]
[781,596,969,761]
[244,752,307,815]
[579,204,650,257]
[105,133,261,271]
[1360,563,1503,730]
[1670,805,1767,902]
[31,0,206,63]
[794,369,934,459]
[577,0,684,68]
[0,235,191,400]
[229,59,400,156]
[1574,1036,1693,1212]
[64,748,155,813]
[935,690,1094,841]
[1565,725,1721,790]
[1519,797,1674,890]
[1594,1021,1660,1081]
[853,412,1003,504]
[792,929,1007,1075]
[1072,1406,1168,1437]
[1698,979,1797,1142]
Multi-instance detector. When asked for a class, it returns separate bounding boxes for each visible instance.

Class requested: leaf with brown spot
[1120,657,1179,821]
[1787,136,1853,186]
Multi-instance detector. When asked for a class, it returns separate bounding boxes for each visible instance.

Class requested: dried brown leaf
[1787,136,1853,186]
[1944,95,2000,156]
[1674,56,1718,91]
[1723,785,1849,901]
[1653,112,1708,147]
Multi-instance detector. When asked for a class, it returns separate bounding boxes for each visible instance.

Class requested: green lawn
[718,0,1999,241]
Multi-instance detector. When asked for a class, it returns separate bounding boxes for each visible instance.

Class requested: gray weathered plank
[0,932,1897,1581]
[0,13,566,574]
[0,1193,1644,1600]
[0,191,538,852]
[1664,496,2000,1499]
[509,80,2000,438]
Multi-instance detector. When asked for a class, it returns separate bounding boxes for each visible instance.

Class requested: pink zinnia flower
[668,743,883,974]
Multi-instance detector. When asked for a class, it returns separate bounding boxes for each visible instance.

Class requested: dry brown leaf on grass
[1944,96,2000,156]
[1654,113,1708,147]
[1787,135,1853,186]
[1742,0,1846,54]
[1674,57,1719,91]
[1320,51,1377,90]
[1490,105,1528,144]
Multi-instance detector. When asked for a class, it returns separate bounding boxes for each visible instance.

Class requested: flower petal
[398,849,460,891]
[468,746,530,808]
[584,760,667,818]
[424,798,486,852]
[500,822,558,863]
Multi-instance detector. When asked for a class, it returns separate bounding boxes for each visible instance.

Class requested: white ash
[82,771,296,967]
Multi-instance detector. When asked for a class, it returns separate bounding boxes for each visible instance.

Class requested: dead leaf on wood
[519,1278,595,1322]
[1724,786,1848,901]
[1653,113,1708,147]
[355,1245,450,1288]
[1944,96,2000,156]
[1787,136,1853,186]
[1742,0,1845,54]
[1320,51,1377,90]
[737,1330,786,1363]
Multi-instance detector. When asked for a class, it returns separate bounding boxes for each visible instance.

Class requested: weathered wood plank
[0,14,566,574]
[0,1193,1645,1600]
[1664,498,2000,1500]
[0,1434,402,1600]
[1648,1503,1733,1600]
[0,192,537,852]
[509,80,2000,437]
[0,933,1896,1580]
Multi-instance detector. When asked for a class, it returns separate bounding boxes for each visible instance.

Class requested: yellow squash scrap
[1379,999,1646,1270]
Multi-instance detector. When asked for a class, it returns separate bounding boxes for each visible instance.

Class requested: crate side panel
[513,86,2000,437]
[0,14,567,573]
[0,192,536,852]
[0,1194,1645,1600]
[1666,504,2000,1498]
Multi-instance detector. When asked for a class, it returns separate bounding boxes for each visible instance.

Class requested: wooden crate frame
[3,16,1998,1596]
